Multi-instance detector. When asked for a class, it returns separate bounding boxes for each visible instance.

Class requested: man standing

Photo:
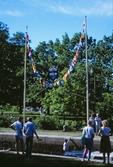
[95,113,101,135]
[23,117,39,160]
[82,120,94,161]
[89,114,95,129]
[11,116,24,155]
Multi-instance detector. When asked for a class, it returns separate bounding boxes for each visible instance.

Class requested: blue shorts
[15,134,23,140]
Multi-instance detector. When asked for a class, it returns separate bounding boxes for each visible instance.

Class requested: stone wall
[0,133,113,154]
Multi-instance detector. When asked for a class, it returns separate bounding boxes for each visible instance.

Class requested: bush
[60,120,86,131]
[33,115,86,131]
[64,120,77,131]
[34,115,62,130]
[0,116,10,127]
[0,104,20,113]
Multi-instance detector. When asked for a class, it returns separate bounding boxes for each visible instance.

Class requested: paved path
[0,130,113,164]
[0,149,111,164]
[1,129,113,140]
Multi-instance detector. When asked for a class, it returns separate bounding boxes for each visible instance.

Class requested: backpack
[80,134,86,146]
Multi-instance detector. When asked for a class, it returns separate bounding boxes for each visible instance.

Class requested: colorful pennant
[25,23,85,88]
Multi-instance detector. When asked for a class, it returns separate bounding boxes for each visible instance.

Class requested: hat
[96,113,99,116]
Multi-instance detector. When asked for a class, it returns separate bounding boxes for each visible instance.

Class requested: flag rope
[25,24,85,89]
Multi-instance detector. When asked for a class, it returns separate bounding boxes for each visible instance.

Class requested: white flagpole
[85,16,89,123]
[23,26,27,125]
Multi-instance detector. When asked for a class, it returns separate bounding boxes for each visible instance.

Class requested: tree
[0,22,11,105]
[88,34,113,119]
[1,20,113,122]
[0,24,25,113]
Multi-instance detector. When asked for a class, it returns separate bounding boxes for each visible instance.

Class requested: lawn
[0,128,82,137]
[0,152,111,167]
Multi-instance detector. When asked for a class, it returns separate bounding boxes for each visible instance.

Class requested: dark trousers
[83,138,93,160]
[26,136,33,159]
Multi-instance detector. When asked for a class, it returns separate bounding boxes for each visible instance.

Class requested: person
[23,117,39,160]
[39,106,43,115]
[94,113,101,135]
[98,120,112,164]
[89,114,95,129]
[63,139,69,153]
[10,114,15,122]
[11,116,24,155]
[82,120,94,161]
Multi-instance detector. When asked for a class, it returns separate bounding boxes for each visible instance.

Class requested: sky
[0,0,113,49]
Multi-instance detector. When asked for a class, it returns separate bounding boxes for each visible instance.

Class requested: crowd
[11,116,39,160]
[63,113,112,164]
[10,114,112,164]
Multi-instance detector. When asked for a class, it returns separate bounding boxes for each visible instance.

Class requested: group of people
[82,113,112,164]
[11,114,112,163]
[89,113,101,135]
[63,113,112,164]
[11,116,39,160]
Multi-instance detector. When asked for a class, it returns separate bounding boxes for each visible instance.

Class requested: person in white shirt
[63,139,69,153]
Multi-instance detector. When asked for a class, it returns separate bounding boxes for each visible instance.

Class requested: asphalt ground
[0,148,112,165]
[0,129,113,165]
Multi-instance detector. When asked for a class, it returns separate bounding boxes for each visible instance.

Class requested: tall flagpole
[23,26,27,125]
[85,16,89,123]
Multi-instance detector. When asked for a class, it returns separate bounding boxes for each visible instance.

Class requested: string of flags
[25,22,86,89]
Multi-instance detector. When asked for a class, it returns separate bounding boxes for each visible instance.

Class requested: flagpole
[23,27,27,125]
[85,16,89,123]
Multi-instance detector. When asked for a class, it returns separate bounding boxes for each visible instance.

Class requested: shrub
[0,116,10,127]
[34,115,62,130]
[64,120,77,131]
[33,115,85,131]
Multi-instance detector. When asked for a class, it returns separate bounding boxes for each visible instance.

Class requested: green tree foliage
[88,34,113,119]
[0,22,25,113]
[0,21,113,123]
[0,22,10,104]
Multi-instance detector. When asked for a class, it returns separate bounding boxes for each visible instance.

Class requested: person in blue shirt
[23,117,39,160]
[82,120,94,161]
[89,114,95,129]
[11,116,24,155]
[98,120,112,164]
[94,113,101,135]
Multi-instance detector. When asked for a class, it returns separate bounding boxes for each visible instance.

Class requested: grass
[0,128,113,167]
[0,128,82,136]
[0,152,111,167]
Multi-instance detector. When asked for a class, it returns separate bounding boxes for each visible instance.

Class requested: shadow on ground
[0,152,112,167]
